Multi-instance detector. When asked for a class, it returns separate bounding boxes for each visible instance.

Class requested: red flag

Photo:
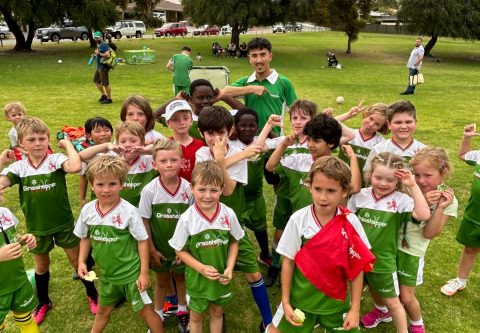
[294,206,375,301]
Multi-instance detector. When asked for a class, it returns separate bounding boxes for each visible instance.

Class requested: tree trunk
[424,33,438,57]
[346,35,352,54]
[1,7,32,51]
[231,25,240,49]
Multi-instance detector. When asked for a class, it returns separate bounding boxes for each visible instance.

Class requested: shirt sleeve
[74,208,89,238]
[227,158,248,184]
[265,137,284,150]
[346,213,371,248]
[281,77,297,107]
[347,194,358,214]
[227,209,245,241]
[8,128,17,148]
[169,216,190,251]
[128,209,149,241]
[231,76,248,88]
[276,215,302,260]
[464,150,480,166]
[195,147,209,164]
[53,153,70,170]
[1,162,21,185]
[138,185,153,219]
[443,196,459,218]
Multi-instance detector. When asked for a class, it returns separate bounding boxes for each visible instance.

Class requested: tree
[134,0,161,18]
[183,0,285,48]
[397,0,480,56]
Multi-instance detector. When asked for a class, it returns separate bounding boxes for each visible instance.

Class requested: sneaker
[88,296,98,315]
[100,98,113,104]
[440,278,466,296]
[360,307,392,328]
[259,321,267,333]
[258,254,272,268]
[409,324,426,333]
[33,302,52,324]
[163,301,178,318]
[264,266,280,287]
[177,311,189,333]
[98,95,107,102]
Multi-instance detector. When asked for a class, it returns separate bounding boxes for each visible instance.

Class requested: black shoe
[264,266,280,287]
[98,94,107,102]
[100,98,113,104]
[259,321,267,333]
[222,313,226,333]
[400,91,412,95]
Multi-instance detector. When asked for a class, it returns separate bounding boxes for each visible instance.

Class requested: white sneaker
[440,278,466,296]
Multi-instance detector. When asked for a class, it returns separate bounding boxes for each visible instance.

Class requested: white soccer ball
[58,60,63,64]
[336,64,342,69]
[336,96,344,104]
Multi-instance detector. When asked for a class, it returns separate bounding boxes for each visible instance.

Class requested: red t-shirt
[171,137,204,182]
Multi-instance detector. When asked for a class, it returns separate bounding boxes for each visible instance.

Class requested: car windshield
[115,22,122,28]
[162,23,173,28]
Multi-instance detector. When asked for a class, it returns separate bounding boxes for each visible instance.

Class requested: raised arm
[459,124,475,160]
[212,137,237,196]
[423,188,455,239]
[396,169,431,221]
[78,142,113,162]
[341,145,362,194]
[221,85,267,98]
[265,134,295,172]
[59,139,82,173]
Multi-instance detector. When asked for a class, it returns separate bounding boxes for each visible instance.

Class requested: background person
[400,38,424,96]
[167,46,193,96]
[92,31,113,104]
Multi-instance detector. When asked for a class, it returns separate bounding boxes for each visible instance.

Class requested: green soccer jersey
[169,203,244,300]
[138,177,193,260]
[348,187,413,273]
[74,199,149,284]
[120,155,158,207]
[338,129,385,174]
[0,207,29,295]
[189,115,204,143]
[463,151,480,224]
[1,154,74,235]
[231,70,297,135]
[171,53,193,87]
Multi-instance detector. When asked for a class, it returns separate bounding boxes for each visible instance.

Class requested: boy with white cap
[164,100,204,182]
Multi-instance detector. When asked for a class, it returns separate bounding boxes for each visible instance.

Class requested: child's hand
[19,234,36,250]
[176,90,188,100]
[0,243,22,262]
[267,114,283,128]
[281,134,297,148]
[282,302,302,327]
[175,254,183,265]
[212,137,227,163]
[0,149,15,164]
[424,190,442,206]
[244,145,263,159]
[218,268,233,285]
[213,88,224,103]
[200,265,219,280]
[149,249,167,268]
[348,99,365,117]
[438,188,454,209]
[322,107,334,117]
[109,144,125,156]
[58,139,72,149]
[463,123,477,137]
[394,169,416,188]
[137,272,150,292]
[80,199,87,208]
[229,127,238,141]
[341,144,355,159]
[343,309,359,330]
[77,263,89,279]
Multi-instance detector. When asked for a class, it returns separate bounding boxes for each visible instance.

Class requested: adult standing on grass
[222,37,297,136]
[93,31,113,104]
[167,46,193,96]
[400,37,424,96]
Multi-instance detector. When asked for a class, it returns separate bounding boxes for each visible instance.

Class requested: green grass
[1,31,480,332]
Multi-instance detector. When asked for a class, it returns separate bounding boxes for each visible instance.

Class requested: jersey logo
[220,215,230,228]
[181,157,190,173]
[0,213,13,227]
[49,161,56,171]
[180,190,190,202]
[387,199,398,211]
[138,161,147,172]
[112,213,122,226]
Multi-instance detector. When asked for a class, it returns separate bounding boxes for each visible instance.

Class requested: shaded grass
[1,31,480,332]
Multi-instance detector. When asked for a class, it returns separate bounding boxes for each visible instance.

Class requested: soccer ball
[58,60,63,64]
[336,96,344,104]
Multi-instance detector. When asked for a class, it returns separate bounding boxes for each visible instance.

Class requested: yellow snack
[293,308,306,324]
[84,271,98,281]
[474,122,477,133]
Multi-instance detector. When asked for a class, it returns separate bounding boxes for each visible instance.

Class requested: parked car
[221,25,232,35]
[35,22,89,42]
[272,24,286,33]
[152,11,166,22]
[286,22,302,32]
[0,22,10,39]
[154,22,188,37]
[193,25,220,36]
[106,20,146,39]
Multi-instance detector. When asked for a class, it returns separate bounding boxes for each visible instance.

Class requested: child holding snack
[4,102,26,160]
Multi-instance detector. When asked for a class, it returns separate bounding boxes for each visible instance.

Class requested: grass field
[1,31,480,332]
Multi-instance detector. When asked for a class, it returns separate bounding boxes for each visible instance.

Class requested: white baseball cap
[163,100,192,121]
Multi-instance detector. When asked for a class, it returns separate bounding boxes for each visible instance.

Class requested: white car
[272,24,286,33]
[0,22,10,39]
[221,25,232,35]
[106,20,146,39]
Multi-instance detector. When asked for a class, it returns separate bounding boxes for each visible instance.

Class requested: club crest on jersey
[49,161,56,171]
[138,161,147,172]
[180,190,190,202]
[0,213,13,227]
[387,199,398,211]
[220,215,230,228]
[112,213,122,226]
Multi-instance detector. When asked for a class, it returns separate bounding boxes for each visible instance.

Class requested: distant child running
[75,155,164,333]
[169,161,244,333]
[138,140,193,332]
[348,152,430,333]
[0,117,98,324]
[441,123,480,297]
[267,156,374,333]
[0,188,39,333]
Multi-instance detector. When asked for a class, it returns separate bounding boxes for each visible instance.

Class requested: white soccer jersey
[145,130,167,142]
[363,138,427,171]
[195,145,247,185]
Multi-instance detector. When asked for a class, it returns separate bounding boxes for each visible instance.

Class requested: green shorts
[365,272,399,298]
[150,259,185,274]
[273,195,292,230]
[187,292,232,314]
[99,279,152,312]
[397,250,424,286]
[244,196,267,233]
[456,217,480,248]
[30,225,80,255]
[234,231,260,273]
[0,281,38,324]
[173,85,190,95]
[274,303,360,333]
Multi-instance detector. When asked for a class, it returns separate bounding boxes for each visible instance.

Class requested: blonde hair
[4,102,26,118]
[363,103,389,135]
[191,161,224,188]
[86,155,129,184]
[410,147,452,178]
[16,117,50,143]
[152,139,182,160]
[365,152,405,190]
[115,121,146,144]
[305,156,351,193]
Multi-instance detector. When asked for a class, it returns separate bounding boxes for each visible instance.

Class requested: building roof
[123,1,183,13]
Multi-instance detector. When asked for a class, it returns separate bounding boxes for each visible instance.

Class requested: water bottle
[88,55,95,65]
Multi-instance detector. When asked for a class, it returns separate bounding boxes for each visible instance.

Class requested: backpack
[100,47,117,68]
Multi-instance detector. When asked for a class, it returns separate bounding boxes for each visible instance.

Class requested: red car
[193,25,220,36]
[154,22,188,37]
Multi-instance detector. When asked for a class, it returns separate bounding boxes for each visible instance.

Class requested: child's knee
[190,311,204,323]
[399,291,416,305]
[96,305,113,318]
[209,305,223,319]
[384,297,404,311]
[245,271,262,283]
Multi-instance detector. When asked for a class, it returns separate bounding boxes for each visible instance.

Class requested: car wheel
[136,31,142,38]
[166,32,171,37]
[115,32,121,39]
[80,32,88,41]
[51,33,60,42]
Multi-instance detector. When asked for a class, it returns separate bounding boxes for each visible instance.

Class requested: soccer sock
[35,271,50,305]
[13,312,39,333]
[374,304,388,312]
[271,242,280,268]
[177,304,187,313]
[410,318,424,326]
[249,277,273,325]
[80,277,98,300]
[254,230,270,258]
